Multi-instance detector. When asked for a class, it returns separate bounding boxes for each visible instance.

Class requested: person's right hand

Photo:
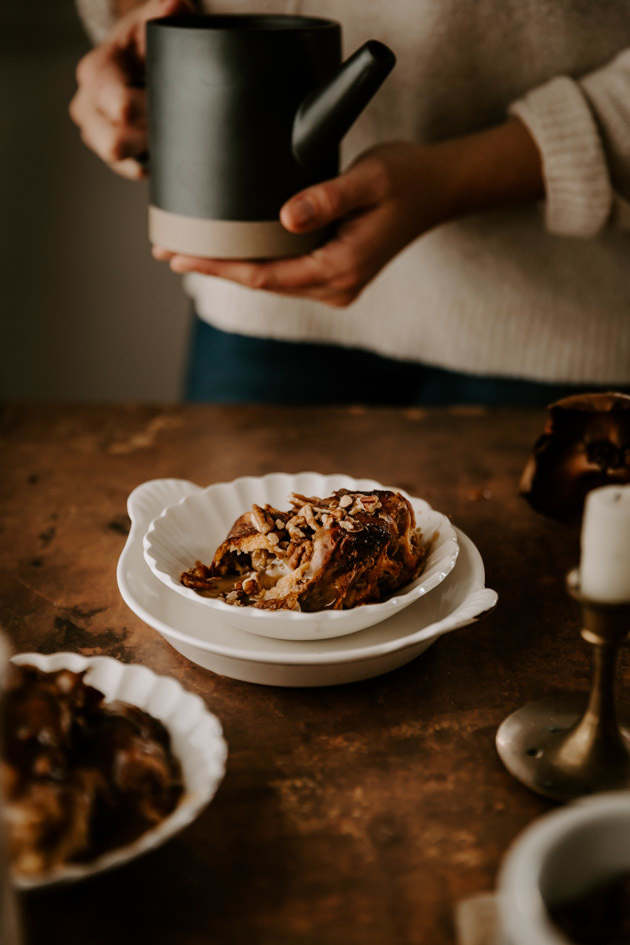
[69,0,193,180]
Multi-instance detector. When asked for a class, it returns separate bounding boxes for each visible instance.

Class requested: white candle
[580,485,630,603]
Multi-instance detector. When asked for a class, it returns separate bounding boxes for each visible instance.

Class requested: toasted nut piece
[288,492,319,508]
[340,519,361,531]
[251,549,270,570]
[301,504,318,529]
[242,575,259,595]
[287,544,306,569]
[251,505,274,534]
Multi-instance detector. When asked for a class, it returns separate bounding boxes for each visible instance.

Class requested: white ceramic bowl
[9,652,227,889]
[498,791,630,945]
[119,478,497,686]
[142,472,459,642]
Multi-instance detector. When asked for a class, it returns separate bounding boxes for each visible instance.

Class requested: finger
[153,241,327,283]
[156,230,378,306]
[164,251,359,305]
[152,244,330,284]
[76,46,147,125]
[74,96,148,163]
[95,59,147,125]
[110,157,148,180]
[280,160,382,233]
[72,90,148,164]
[159,201,398,298]
[165,250,372,307]
[152,246,176,261]
[166,252,329,291]
[162,216,380,291]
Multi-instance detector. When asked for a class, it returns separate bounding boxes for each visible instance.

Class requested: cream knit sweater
[78,0,630,384]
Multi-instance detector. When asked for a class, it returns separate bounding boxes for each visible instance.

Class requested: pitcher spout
[292,40,396,168]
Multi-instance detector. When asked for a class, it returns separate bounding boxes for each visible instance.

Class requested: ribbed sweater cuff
[509,76,612,237]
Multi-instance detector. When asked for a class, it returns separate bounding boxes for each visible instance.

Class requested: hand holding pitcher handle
[69,0,193,181]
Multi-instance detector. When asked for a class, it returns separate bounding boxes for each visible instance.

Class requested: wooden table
[0,404,596,945]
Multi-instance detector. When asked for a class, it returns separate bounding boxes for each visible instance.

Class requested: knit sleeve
[508,77,611,236]
[580,49,630,229]
[509,49,630,237]
[74,0,122,44]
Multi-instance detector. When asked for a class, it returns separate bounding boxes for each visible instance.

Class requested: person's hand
[69,0,194,180]
[153,120,543,307]
[153,141,446,307]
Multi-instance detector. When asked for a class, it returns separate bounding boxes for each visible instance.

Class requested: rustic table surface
[0,404,600,945]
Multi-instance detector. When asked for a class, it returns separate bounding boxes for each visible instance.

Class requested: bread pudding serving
[180,489,428,612]
[2,664,183,877]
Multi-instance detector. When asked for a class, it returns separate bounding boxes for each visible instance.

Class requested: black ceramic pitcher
[146,15,395,259]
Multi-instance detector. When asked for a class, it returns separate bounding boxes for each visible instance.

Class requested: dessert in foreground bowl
[181,488,428,612]
[3,653,227,888]
[2,664,183,878]
[143,472,460,642]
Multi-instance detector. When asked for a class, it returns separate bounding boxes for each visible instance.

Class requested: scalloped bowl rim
[8,652,227,889]
[142,472,460,639]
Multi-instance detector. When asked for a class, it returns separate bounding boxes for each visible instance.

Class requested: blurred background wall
[1,0,191,402]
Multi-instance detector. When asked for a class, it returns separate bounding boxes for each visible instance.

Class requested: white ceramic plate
[143,472,460,641]
[120,479,497,686]
[9,652,227,889]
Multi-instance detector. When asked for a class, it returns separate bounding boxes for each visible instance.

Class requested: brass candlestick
[496,569,630,802]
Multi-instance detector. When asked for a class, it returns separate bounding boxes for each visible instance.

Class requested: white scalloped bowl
[9,652,227,889]
[143,472,459,642]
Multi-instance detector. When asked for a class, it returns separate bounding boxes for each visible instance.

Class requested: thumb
[280,163,376,233]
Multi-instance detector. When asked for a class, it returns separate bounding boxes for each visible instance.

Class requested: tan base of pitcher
[149,206,321,259]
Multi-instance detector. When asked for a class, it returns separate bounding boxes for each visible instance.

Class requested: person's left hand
[152,142,447,307]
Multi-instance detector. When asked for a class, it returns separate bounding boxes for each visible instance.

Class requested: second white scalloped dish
[142,472,460,642]
[9,652,227,889]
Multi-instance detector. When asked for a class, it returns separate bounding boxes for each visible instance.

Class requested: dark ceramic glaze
[147,15,395,224]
